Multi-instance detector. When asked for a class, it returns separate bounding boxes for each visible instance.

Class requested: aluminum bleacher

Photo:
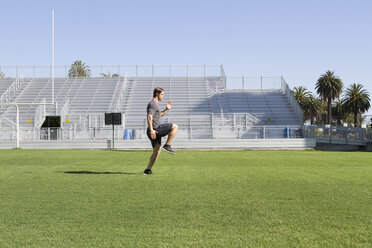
[124,77,214,129]
[0,65,303,142]
[217,90,300,126]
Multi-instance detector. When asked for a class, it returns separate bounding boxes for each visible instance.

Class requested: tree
[68,60,91,78]
[292,87,327,125]
[332,99,345,126]
[292,86,311,108]
[292,86,311,123]
[315,71,343,125]
[0,71,5,79]
[305,95,324,125]
[311,98,328,125]
[343,83,370,127]
[343,112,366,127]
[100,72,120,79]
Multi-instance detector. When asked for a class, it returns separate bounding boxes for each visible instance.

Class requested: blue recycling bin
[284,127,291,138]
[124,129,132,140]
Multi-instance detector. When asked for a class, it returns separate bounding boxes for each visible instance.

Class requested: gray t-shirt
[147,99,161,129]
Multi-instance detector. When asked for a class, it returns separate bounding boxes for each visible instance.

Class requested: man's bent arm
[161,108,169,117]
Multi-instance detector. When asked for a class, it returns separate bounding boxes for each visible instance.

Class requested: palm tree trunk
[328,99,332,125]
[354,110,358,127]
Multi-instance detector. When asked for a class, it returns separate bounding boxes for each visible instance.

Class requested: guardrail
[0,65,224,79]
[281,78,303,124]
[304,125,371,146]
[0,125,305,141]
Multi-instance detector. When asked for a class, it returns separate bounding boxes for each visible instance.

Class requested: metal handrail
[115,75,128,112]
[0,115,16,128]
[0,78,23,104]
[281,77,303,124]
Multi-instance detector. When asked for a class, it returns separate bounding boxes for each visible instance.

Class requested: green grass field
[0,149,371,247]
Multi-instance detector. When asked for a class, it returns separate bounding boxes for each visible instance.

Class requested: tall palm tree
[68,60,91,78]
[343,83,370,127]
[315,71,343,125]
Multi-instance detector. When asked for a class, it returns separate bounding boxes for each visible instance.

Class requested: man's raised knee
[172,124,179,130]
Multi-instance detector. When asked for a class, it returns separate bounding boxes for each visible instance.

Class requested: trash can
[124,129,132,140]
[284,127,291,138]
[107,139,111,149]
[132,129,141,139]
[298,128,304,138]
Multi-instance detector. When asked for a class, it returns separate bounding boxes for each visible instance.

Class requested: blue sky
[1,0,372,114]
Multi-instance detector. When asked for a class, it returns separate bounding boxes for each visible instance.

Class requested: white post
[16,105,20,148]
[203,64,206,80]
[52,9,55,104]
[211,113,214,139]
[73,123,76,139]
[260,76,263,90]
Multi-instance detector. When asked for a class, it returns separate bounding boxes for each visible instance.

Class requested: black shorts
[147,123,173,148]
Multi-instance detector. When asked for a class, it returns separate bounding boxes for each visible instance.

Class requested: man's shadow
[59,171,140,175]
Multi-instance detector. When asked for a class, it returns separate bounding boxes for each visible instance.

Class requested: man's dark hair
[153,87,164,98]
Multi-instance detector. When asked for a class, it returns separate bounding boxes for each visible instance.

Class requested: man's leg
[165,124,178,146]
[146,143,162,170]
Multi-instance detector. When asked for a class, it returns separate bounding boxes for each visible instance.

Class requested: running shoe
[162,144,176,155]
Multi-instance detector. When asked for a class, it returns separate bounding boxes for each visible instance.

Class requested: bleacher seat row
[0,76,301,132]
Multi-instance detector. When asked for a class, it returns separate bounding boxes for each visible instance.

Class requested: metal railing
[114,76,128,112]
[0,125,305,141]
[0,65,224,79]
[0,78,23,106]
[304,125,371,145]
[281,78,303,124]
[225,76,282,90]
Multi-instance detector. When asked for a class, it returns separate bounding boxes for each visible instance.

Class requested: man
[144,87,178,175]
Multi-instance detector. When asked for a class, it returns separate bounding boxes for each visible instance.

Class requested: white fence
[0,125,304,141]
[225,76,282,90]
[0,65,224,79]
[304,126,371,145]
